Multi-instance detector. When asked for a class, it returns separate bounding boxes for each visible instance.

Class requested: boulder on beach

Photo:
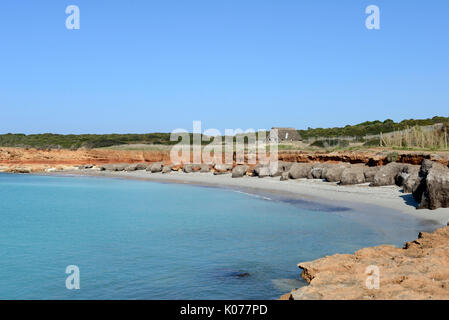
[12,167,32,174]
[252,164,264,177]
[363,166,379,183]
[214,164,233,173]
[395,164,420,187]
[308,163,333,179]
[370,163,405,186]
[161,164,173,173]
[279,162,294,173]
[124,164,138,171]
[101,163,128,171]
[148,162,163,173]
[322,163,350,182]
[232,165,250,178]
[413,160,449,209]
[288,163,312,179]
[135,163,149,170]
[78,164,93,170]
[340,167,366,185]
[280,172,289,181]
[257,166,271,178]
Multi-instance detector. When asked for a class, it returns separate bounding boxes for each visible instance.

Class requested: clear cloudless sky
[0,0,448,134]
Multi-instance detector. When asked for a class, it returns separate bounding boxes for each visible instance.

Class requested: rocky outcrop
[286,223,449,300]
[413,160,449,210]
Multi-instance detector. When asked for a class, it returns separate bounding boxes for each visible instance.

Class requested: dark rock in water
[236,272,250,278]
[225,271,250,278]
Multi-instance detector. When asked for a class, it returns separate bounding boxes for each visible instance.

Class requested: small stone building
[269,127,302,143]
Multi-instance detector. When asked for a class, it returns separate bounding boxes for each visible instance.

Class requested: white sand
[49,170,449,226]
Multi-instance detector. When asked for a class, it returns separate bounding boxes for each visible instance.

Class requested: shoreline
[22,169,449,300]
[40,169,449,226]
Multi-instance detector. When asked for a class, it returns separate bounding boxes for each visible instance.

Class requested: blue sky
[0,0,448,134]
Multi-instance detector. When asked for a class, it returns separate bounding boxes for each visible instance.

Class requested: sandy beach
[44,169,449,226]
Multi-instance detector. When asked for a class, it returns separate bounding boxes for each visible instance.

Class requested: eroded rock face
[288,223,449,300]
[413,160,449,210]
[288,163,312,179]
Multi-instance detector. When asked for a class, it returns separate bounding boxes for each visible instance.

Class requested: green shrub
[386,152,399,163]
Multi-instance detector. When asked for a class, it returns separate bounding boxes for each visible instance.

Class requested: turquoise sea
[0,173,433,299]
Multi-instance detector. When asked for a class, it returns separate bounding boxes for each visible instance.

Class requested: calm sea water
[0,173,430,299]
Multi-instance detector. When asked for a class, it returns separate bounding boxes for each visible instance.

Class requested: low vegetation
[1,116,447,150]
[298,116,449,140]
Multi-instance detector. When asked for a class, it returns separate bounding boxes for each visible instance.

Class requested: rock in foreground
[286,223,449,300]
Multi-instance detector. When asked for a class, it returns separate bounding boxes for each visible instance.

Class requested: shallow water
[0,173,430,299]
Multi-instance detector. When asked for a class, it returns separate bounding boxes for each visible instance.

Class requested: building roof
[269,127,302,141]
